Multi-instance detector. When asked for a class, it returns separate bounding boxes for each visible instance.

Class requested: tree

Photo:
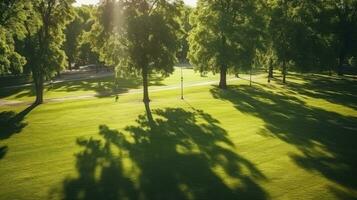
[77,33,100,66]
[177,5,192,63]
[0,0,28,75]
[188,0,263,89]
[92,0,181,104]
[21,0,74,105]
[64,8,83,71]
[267,0,298,84]
[76,6,99,66]
[265,1,357,81]
[64,5,96,70]
[318,0,357,75]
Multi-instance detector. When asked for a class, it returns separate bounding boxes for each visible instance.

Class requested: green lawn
[0,67,235,103]
[0,68,357,200]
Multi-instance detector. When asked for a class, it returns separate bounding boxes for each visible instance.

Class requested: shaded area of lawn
[284,74,357,110]
[0,104,37,160]
[48,75,165,98]
[210,84,357,197]
[0,104,36,140]
[0,75,165,100]
[62,108,268,200]
[0,146,7,159]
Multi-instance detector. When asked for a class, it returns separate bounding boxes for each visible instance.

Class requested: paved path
[0,78,239,107]
[2,71,113,90]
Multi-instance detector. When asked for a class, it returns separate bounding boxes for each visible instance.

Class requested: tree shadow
[210,84,357,197]
[0,145,8,160]
[329,186,357,200]
[282,74,357,110]
[0,104,36,140]
[62,108,268,200]
[48,77,141,98]
[0,75,166,99]
[0,85,35,99]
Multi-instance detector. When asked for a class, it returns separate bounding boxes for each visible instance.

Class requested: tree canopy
[21,0,74,104]
[0,0,29,75]
[91,0,182,103]
[1,0,357,105]
[188,0,263,88]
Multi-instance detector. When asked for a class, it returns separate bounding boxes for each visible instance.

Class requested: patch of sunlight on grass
[176,142,201,155]
[256,97,275,105]
[122,156,141,189]
[211,164,242,190]
[1,71,357,200]
[178,184,195,200]
[305,98,357,117]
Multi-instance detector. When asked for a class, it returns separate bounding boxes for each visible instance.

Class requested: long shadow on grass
[0,104,36,160]
[211,85,357,197]
[283,74,357,110]
[0,75,166,100]
[0,145,8,159]
[0,104,36,141]
[49,75,165,98]
[62,108,268,200]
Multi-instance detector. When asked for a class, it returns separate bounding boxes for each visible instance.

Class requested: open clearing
[1,68,357,200]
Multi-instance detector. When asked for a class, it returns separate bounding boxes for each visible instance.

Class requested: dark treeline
[1,0,357,105]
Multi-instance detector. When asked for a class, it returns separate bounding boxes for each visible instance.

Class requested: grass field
[0,67,235,103]
[0,68,357,200]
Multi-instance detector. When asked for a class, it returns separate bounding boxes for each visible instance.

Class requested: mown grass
[0,69,356,200]
[0,67,235,102]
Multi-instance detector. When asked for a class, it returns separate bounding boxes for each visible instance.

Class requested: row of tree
[1,1,102,105]
[189,0,357,87]
[1,0,357,106]
[93,0,357,99]
[64,5,100,70]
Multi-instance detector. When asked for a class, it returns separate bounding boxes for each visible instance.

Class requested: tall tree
[0,0,28,75]
[267,0,297,84]
[22,0,74,104]
[265,1,357,80]
[64,5,96,70]
[92,0,181,104]
[177,5,192,63]
[64,8,83,71]
[188,0,263,89]
[76,6,99,66]
[320,0,357,75]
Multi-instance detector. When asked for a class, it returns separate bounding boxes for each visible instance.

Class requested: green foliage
[177,5,192,63]
[0,0,30,75]
[0,29,26,75]
[64,8,84,69]
[188,0,263,87]
[64,5,98,68]
[265,0,357,75]
[316,0,357,74]
[16,0,75,104]
[91,0,182,101]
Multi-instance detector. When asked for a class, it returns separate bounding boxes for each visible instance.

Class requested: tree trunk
[57,70,61,78]
[142,66,150,103]
[282,59,287,84]
[219,65,227,89]
[68,59,72,71]
[250,66,252,86]
[268,58,273,83]
[235,68,239,78]
[337,53,344,76]
[34,73,44,105]
[144,101,154,125]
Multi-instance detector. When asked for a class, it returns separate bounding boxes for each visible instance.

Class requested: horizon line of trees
[1,0,357,107]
